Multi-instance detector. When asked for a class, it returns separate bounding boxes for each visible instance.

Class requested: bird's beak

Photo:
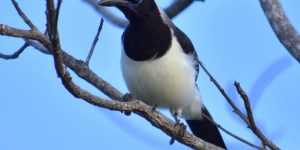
[98,0,130,6]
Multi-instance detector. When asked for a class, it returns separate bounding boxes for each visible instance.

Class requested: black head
[98,0,171,61]
[98,0,160,23]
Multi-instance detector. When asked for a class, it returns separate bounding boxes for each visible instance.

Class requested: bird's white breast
[121,32,198,113]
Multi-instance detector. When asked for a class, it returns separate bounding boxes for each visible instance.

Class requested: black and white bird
[98,0,226,148]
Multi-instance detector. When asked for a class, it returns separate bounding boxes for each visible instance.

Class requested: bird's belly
[121,46,196,110]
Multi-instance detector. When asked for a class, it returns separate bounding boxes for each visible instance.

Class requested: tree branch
[0,42,28,59]
[234,82,280,150]
[259,0,300,63]
[11,0,37,30]
[198,60,280,150]
[198,61,250,125]
[202,114,263,150]
[86,18,104,65]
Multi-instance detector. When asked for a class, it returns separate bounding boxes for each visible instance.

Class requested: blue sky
[1,0,300,150]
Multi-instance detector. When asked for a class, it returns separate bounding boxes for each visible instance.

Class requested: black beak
[98,0,130,6]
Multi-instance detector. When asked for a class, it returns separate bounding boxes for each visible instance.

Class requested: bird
[98,0,226,149]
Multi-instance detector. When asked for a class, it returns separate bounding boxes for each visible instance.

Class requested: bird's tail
[186,107,226,149]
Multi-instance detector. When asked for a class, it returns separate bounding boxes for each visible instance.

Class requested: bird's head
[98,0,160,23]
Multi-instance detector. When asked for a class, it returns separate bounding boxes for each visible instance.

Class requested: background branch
[86,18,104,65]
[259,0,300,63]
[0,42,28,59]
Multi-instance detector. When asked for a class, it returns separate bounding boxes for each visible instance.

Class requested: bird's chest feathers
[121,35,196,108]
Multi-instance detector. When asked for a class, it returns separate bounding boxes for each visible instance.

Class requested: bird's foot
[121,93,135,116]
[152,104,158,112]
[169,122,187,145]
[169,115,187,145]
[122,93,135,102]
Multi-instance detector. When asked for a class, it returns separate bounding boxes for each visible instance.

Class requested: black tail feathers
[186,108,226,149]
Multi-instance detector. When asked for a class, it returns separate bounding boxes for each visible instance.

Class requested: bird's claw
[122,93,134,116]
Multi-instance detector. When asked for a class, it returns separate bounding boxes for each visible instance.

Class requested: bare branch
[198,59,280,149]
[0,42,28,60]
[165,0,196,18]
[0,24,49,47]
[202,114,264,150]
[259,0,300,63]
[11,0,37,30]
[198,61,250,125]
[234,82,280,150]
[86,18,104,65]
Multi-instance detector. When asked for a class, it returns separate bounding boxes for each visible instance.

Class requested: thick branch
[259,0,300,63]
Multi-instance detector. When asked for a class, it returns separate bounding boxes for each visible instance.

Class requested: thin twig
[202,114,264,150]
[11,0,37,30]
[234,82,280,150]
[86,18,104,65]
[198,61,250,125]
[0,42,28,60]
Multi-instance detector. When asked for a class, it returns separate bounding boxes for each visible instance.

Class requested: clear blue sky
[1,0,300,150]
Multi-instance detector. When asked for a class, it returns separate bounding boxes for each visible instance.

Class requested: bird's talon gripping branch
[122,93,134,116]
[122,93,134,102]
[152,104,158,112]
[169,122,186,145]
